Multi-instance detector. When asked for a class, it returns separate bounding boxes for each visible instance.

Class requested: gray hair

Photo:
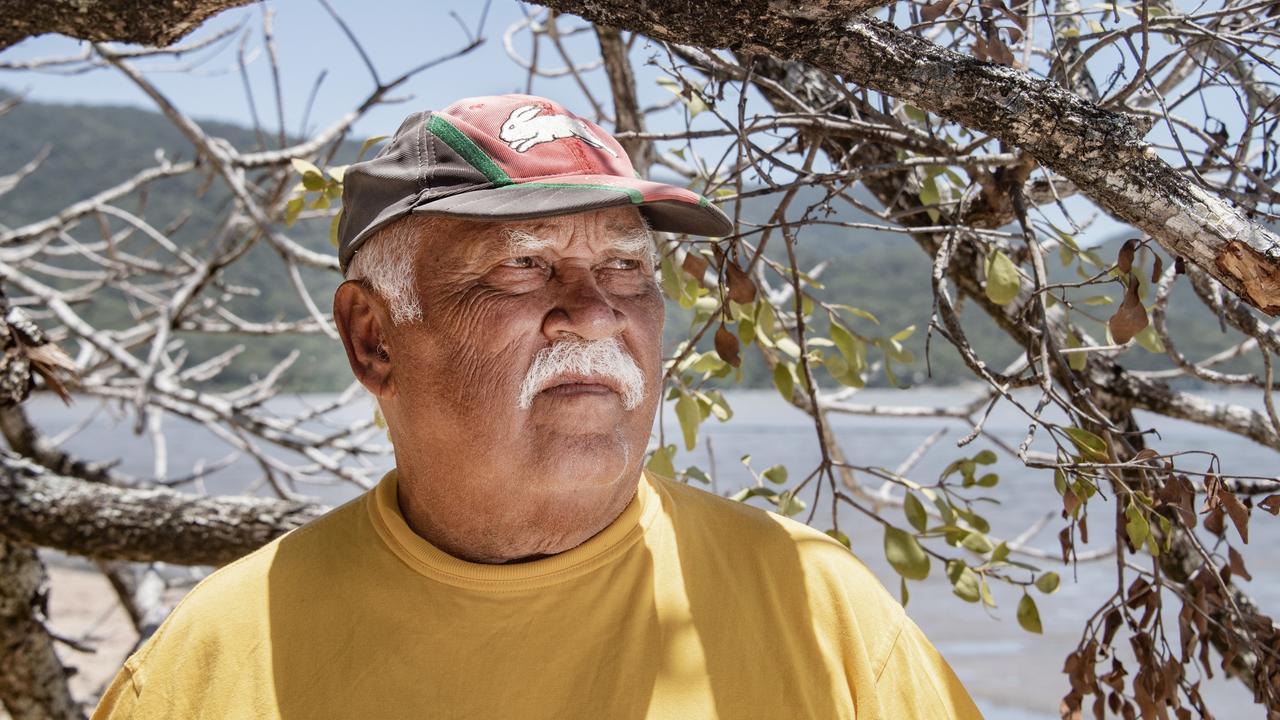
[344,215,432,325]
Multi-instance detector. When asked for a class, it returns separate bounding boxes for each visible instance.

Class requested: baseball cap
[336,93,734,271]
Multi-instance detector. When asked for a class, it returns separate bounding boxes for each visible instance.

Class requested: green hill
[0,94,1262,392]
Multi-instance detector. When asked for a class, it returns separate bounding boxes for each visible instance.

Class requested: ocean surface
[23,386,1279,718]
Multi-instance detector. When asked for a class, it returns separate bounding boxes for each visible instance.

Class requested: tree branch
[534,0,1280,315]
[0,0,252,50]
[0,454,326,566]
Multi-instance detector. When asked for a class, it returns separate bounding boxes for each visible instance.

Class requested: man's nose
[541,265,626,341]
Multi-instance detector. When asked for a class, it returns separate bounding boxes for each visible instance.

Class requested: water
[23,387,1279,718]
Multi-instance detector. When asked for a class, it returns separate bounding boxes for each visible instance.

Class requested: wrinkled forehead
[445,208,653,262]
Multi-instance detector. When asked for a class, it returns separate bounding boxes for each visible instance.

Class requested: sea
[23,386,1280,719]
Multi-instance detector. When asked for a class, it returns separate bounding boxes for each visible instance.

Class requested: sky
[0,1,620,138]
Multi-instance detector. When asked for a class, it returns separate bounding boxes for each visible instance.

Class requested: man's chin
[523,433,637,485]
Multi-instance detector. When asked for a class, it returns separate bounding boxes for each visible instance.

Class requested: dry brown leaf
[1218,487,1250,544]
[26,342,77,404]
[1109,274,1149,344]
[1228,546,1252,581]
[714,325,741,368]
[1132,448,1159,463]
[920,0,956,22]
[1151,253,1164,283]
[1118,238,1138,274]
[725,261,757,304]
[1258,494,1280,515]
[1203,505,1226,537]
[681,252,709,283]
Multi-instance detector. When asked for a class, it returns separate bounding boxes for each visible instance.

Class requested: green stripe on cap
[506,182,643,204]
[426,116,511,186]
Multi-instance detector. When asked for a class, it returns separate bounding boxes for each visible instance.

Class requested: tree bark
[595,26,653,175]
[0,454,326,566]
[534,0,1280,316]
[0,538,81,720]
[0,0,252,51]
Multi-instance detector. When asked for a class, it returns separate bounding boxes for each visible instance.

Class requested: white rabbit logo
[498,104,619,157]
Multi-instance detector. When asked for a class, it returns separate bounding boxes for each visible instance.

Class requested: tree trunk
[0,538,81,720]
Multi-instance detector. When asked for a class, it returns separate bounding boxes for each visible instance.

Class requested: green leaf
[980,577,996,607]
[755,300,777,338]
[976,473,999,488]
[775,490,805,516]
[703,389,733,421]
[1134,325,1165,353]
[1063,427,1109,462]
[1034,571,1061,594]
[884,526,931,580]
[919,176,940,221]
[684,466,711,484]
[1066,331,1087,372]
[284,196,305,227]
[773,362,795,399]
[826,529,851,550]
[328,208,343,247]
[1125,500,1150,550]
[904,492,928,533]
[900,577,910,607]
[1017,594,1043,634]
[947,560,981,602]
[775,336,801,359]
[762,464,788,484]
[646,444,677,479]
[356,134,389,162]
[830,303,879,324]
[973,449,997,465]
[675,393,701,451]
[290,157,322,177]
[1082,295,1114,306]
[991,541,1011,563]
[659,255,682,302]
[830,320,859,363]
[985,249,1021,305]
[961,531,994,555]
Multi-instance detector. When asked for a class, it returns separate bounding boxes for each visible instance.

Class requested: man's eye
[603,258,640,271]
[502,256,542,269]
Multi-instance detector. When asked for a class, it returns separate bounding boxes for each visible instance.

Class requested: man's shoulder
[128,491,369,666]
[655,474,858,549]
[652,473,890,589]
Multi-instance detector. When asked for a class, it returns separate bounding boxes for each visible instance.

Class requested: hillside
[0,94,1261,392]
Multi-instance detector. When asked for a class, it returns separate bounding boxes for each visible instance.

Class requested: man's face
[379,206,664,493]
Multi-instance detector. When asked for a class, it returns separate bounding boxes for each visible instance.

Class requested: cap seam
[415,114,426,190]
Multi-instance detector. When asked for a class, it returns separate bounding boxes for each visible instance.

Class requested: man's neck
[393,465,639,564]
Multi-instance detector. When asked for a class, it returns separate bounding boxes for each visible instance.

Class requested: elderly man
[95,94,982,719]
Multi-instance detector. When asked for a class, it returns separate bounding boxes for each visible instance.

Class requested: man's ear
[333,280,394,398]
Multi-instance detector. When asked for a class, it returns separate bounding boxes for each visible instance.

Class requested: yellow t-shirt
[94,470,983,719]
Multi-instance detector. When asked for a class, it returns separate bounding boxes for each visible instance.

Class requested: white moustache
[517,336,646,411]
